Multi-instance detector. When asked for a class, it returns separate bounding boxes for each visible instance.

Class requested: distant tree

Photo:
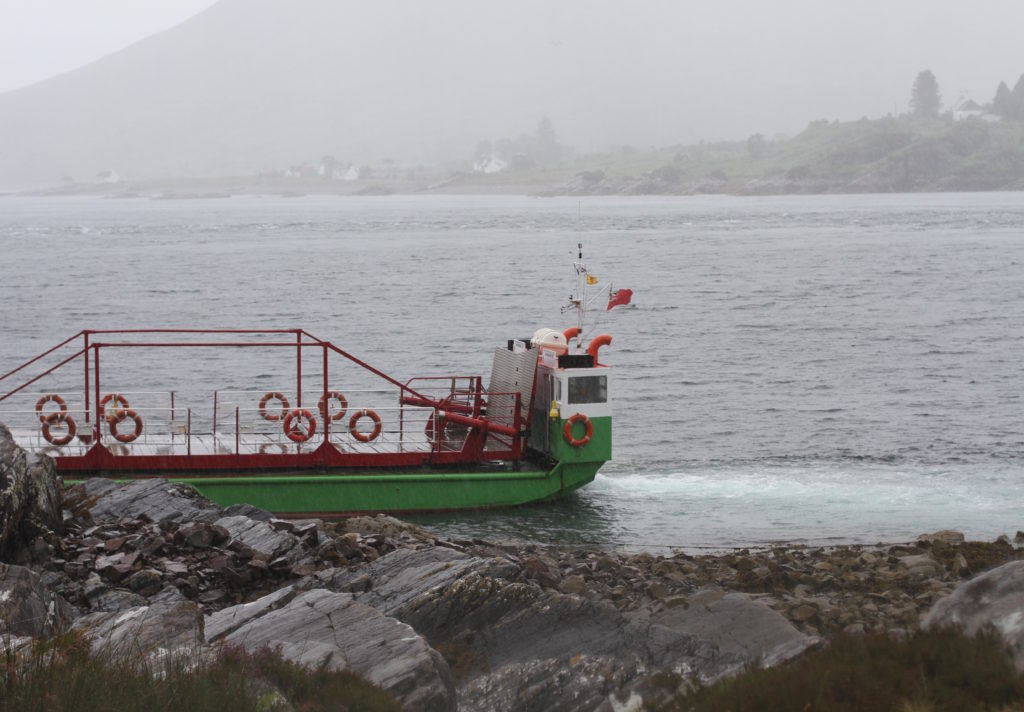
[320,154,339,179]
[1014,74,1024,101]
[534,117,563,163]
[910,70,941,119]
[746,133,767,159]
[1011,74,1024,120]
[992,81,1017,120]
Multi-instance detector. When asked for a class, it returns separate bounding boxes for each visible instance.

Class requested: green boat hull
[104,459,603,516]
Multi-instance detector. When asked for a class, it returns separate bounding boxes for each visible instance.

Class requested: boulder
[924,560,1024,670]
[320,546,743,710]
[918,530,966,545]
[0,562,76,638]
[73,599,205,665]
[652,589,822,669]
[206,586,455,712]
[0,424,62,562]
[214,514,309,563]
[68,477,222,525]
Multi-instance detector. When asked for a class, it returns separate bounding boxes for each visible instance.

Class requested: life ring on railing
[349,409,382,443]
[35,394,68,422]
[100,393,130,423]
[318,391,348,422]
[109,408,143,443]
[563,412,593,448]
[42,412,77,446]
[259,391,290,421]
[283,408,317,443]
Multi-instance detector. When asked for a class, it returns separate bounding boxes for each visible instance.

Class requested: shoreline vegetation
[5,114,1024,200]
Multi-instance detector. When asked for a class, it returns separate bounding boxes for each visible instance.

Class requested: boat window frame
[567,374,607,404]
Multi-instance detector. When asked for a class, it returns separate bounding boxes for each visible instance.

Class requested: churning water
[2,193,1022,551]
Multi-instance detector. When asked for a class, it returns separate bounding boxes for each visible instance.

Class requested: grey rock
[898,553,942,578]
[918,530,965,545]
[73,599,205,662]
[652,588,822,670]
[0,562,76,637]
[87,587,149,612]
[207,587,454,712]
[325,547,740,709]
[71,478,222,525]
[0,424,63,562]
[924,560,1024,670]
[460,655,637,712]
[215,514,308,562]
[222,502,274,522]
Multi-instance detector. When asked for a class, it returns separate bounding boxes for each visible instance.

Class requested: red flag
[607,288,633,311]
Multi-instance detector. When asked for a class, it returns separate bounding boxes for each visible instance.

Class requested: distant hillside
[535,116,1024,196]
[0,0,594,188]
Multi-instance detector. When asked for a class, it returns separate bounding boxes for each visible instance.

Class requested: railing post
[83,332,90,423]
[187,408,192,456]
[322,345,329,442]
[235,406,240,455]
[93,345,102,442]
[296,330,302,407]
[212,390,218,437]
[398,387,405,450]
[513,392,522,459]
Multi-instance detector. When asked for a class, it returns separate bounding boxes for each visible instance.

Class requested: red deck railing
[0,329,526,472]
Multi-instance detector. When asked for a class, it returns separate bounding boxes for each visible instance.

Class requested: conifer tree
[910,70,941,119]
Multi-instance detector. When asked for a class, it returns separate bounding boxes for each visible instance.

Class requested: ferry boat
[0,250,619,516]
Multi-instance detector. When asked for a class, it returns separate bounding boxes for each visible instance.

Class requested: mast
[565,242,587,352]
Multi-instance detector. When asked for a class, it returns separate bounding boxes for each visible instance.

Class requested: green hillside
[453,116,1024,196]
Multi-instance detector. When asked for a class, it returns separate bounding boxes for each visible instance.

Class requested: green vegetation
[1,632,400,712]
[652,627,1024,712]
[483,115,1024,195]
[455,70,1024,196]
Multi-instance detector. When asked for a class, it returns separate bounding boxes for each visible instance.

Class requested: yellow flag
[586,274,598,285]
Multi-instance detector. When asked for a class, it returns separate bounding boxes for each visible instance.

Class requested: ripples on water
[2,193,1023,551]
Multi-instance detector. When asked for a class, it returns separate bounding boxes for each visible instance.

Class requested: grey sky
[0,0,1022,154]
[0,0,216,93]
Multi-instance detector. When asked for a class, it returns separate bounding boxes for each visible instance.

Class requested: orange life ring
[349,409,382,443]
[42,412,77,446]
[109,408,143,443]
[563,412,593,448]
[35,394,68,422]
[318,391,348,422]
[283,407,317,443]
[100,393,130,423]
[259,391,290,421]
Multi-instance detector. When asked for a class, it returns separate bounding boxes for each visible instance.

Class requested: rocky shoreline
[3,426,1024,710]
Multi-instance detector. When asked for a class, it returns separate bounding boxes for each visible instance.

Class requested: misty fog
[0,0,1023,186]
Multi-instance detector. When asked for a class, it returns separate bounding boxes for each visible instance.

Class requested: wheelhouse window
[567,375,607,404]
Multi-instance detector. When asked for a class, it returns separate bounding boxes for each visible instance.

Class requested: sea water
[1,192,1022,552]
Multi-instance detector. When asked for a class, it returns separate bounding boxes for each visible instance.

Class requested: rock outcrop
[924,559,1024,670]
[0,424,62,562]
[207,586,455,712]
[0,562,75,639]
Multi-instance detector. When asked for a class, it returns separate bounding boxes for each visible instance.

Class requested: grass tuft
[1,632,399,712]
[654,627,1024,712]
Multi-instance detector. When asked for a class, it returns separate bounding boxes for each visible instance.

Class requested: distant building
[473,155,508,174]
[951,99,1000,123]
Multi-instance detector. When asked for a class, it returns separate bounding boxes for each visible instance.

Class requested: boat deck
[1,329,528,476]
